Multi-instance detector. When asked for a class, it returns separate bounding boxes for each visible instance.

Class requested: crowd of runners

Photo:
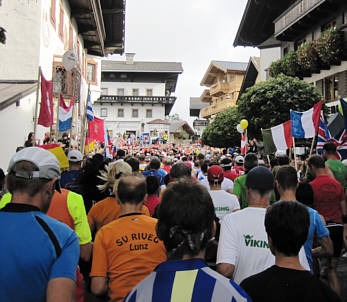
[0,140,346,302]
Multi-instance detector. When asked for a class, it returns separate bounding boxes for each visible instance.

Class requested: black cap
[246,166,274,192]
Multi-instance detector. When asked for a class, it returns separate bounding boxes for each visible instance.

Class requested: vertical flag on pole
[86,90,94,121]
[38,71,54,127]
[58,95,74,131]
[241,133,248,155]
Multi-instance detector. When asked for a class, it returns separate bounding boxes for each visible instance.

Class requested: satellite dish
[62,50,78,71]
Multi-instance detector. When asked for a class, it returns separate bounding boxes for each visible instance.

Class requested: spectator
[24,131,34,147]
[145,175,161,216]
[90,176,166,302]
[0,147,79,301]
[88,162,149,234]
[217,166,309,283]
[240,201,341,302]
[308,155,347,295]
[125,180,251,302]
[275,166,332,272]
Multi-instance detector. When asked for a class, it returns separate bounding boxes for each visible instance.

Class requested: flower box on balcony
[269,28,344,79]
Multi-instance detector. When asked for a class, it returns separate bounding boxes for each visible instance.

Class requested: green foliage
[237,74,322,139]
[269,28,343,78]
[201,106,240,148]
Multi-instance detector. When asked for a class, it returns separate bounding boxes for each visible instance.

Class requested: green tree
[201,106,241,148]
[237,74,322,138]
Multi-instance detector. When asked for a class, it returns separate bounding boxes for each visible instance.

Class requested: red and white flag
[38,71,54,127]
[241,133,248,155]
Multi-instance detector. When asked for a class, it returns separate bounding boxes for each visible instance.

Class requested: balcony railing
[98,95,176,104]
[274,0,326,37]
[193,119,209,127]
[210,82,230,96]
[200,100,234,118]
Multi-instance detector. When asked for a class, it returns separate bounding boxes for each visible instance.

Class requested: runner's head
[275,165,298,193]
[117,176,146,205]
[244,153,258,173]
[265,201,309,257]
[98,161,132,194]
[157,180,215,260]
[7,147,61,212]
[246,166,274,204]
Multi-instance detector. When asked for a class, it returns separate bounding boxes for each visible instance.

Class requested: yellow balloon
[240,119,248,129]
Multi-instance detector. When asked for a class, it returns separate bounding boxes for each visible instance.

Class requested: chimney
[125,53,135,65]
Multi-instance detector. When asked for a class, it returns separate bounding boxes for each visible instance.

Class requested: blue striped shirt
[124,258,251,302]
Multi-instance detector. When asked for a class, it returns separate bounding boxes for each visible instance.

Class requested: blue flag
[86,91,94,121]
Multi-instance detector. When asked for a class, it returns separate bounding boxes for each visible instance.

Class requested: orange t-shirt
[87,196,150,232]
[90,213,167,302]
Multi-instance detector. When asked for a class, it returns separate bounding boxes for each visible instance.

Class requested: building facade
[94,55,183,139]
[199,61,247,119]
[189,97,209,138]
[234,0,347,113]
[0,0,125,170]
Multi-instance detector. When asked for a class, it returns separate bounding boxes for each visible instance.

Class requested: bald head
[117,176,146,205]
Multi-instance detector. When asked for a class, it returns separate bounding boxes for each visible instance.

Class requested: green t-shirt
[326,159,347,188]
[233,174,276,209]
[233,174,248,209]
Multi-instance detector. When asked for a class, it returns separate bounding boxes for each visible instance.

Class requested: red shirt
[310,175,344,223]
[223,170,240,181]
[145,194,161,216]
[162,165,171,173]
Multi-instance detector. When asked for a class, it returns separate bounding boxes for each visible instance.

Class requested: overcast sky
[110,0,259,121]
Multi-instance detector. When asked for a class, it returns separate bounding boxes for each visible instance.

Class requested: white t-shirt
[209,190,240,220]
[217,207,309,284]
[200,178,234,192]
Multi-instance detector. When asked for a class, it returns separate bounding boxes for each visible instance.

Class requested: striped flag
[58,95,74,131]
[241,133,248,155]
[290,101,322,138]
[317,112,347,160]
[261,120,293,155]
[86,90,94,121]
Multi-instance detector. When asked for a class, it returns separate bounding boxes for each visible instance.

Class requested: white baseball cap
[68,149,83,162]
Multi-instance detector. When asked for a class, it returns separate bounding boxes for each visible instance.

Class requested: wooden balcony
[193,119,209,127]
[274,0,344,40]
[274,0,325,37]
[210,82,230,97]
[200,99,235,118]
[98,95,176,105]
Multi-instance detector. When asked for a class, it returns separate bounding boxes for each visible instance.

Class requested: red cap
[207,165,224,183]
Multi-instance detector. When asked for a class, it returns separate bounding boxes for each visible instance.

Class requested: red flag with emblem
[38,71,54,127]
[87,116,104,143]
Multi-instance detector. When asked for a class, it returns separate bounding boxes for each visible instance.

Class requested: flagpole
[55,95,60,139]
[81,84,90,154]
[304,136,316,179]
[68,97,75,153]
[33,66,41,146]
[293,137,297,171]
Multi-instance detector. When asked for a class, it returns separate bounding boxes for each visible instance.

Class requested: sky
[110,0,259,121]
